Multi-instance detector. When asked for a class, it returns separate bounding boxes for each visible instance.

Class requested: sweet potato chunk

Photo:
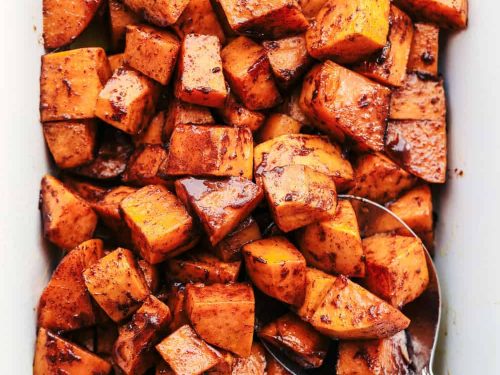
[166,286,190,332]
[386,119,447,183]
[163,125,253,179]
[108,53,125,72]
[309,275,410,339]
[166,251,241,284]
[231,342,267,374]
[257,114,302,143]
[206,350,235,374]
[390,74,446,121]
[38,239,104,331]
[215,0,308,39]
[61,176,108,204]
[395,0,468,29]
[122,144,169,186]
[263,35,313,89]
[84,248,150,322]
[113,296,171,375]
[295,267,336,321]
[40,48,111,122]
[124,0,190,26]
[175,34,227,108]
[214,216,262,262]
[96,67,158,135]
[109,0,140,51]
[93,186,136,237]
[336,331,410,374]
[120,185,194,264]
[221,37,282,110]
[162,98,215,141]
[185,283,255,357]
[217,93,266,132]
[40,175,98,250]
[354,6,414,87]
[296,200,365,277]
[349,153,417,203]
[125,25,180,85]
[262,165,338,232]
[138,259,160,293]
[300,61,391,152]
[43,0,103,49]
[306,0,390,63]
[175,177,263,245]
[254,134,354,191]
[243,237,306,305]
[134,110,166,146]
[34,328,111,375]
[259,313,329,368]
[279,87,311,126]
[363,233,430,307]
[299,0,328,18]
[407,23,440,77]
[156,325,221,375]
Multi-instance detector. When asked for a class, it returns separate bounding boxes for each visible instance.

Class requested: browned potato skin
[109,0,141,51]
[125,25,180,85]
[163,125,254,179]
[263,34,313,89]
[386,119,447,183]
[124,0,190,26]
[38,239,104,332]
[354,6,414,87]
[185,283,255,357]
[156,325,221,375]
[40,175,98,250]
[162,98,215,141]
[83,248,150,322]
[221,37,282,111]
[395,0,468,29]
[295,267,336,321]
[138,259,161,293]
[166,285,190,332]
[231,342,267,374]
[215,0,308,39]
[43,0,103,49]
[363,233,430,307]
[259,313,330,368]
[309,275,410,339]
[407,23,440,77]
[262,165,338,232]
[257,114,302,143]
[296,200,365,277]
[40,48,111,122]
[113,296,171,375]
[213,216,262,262]
[243,237,306,306]
[122,144,169,187]
[34,328,112,375]
[300,61,391,152]
[166,251,241,284]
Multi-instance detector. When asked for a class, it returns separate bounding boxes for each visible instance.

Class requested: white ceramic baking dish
[1,0,499,373]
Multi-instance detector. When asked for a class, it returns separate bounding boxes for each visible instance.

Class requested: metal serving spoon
[260,194,441,375]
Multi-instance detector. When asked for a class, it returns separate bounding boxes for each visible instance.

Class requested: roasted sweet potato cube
[113,296,171,375]
[215,0,308,39]
[125,25,180,85]
[93,186,136,236]
[213,216,262,262]
[354,6,414,87]
[386,119,447,183]
[156,325,221,375]
[162,98,215,141]
[262,165,338,232]
[61,176,109,204]
[299,61,391,152]
[395,0,468,29]
[254,134,354,191]
[221,37,282,110]
[43,120,97,169]
[122,144,169,186]
[40,175,98,250]
[263,35,313,89]
[349,153,417,203]
[279,87,311,126]
[175,34,227,108]
[34,328,112,375]
[217,93,266,132]
[166,285,190,332]
[390,74,446,121]
[163,124,253,179]
[299,0,328,18]
[84,248,150,322]
[259,313,329,368]
[295,268,336,321]
[38,239,104,331]
[40,48,111,122]
[407,23,440,77]
[109,0,140,51]
[363,233,430,307]
[43,0,103,49]
[138,259,161,293]
[296,200,365,277]
[134,110,166,146]
[120,185,194,264]
[166,251,241,284]
[257,114,302,143]
[96,67,158,135]
[108,53,125,72]
[243,237,306,305]
[175,177,263,245]
[124,0,190,26]
[185,283,255,357]
[306,0,390,63]
[309,275,410,339]
[337,331,410,374]
[231,342,267,373]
